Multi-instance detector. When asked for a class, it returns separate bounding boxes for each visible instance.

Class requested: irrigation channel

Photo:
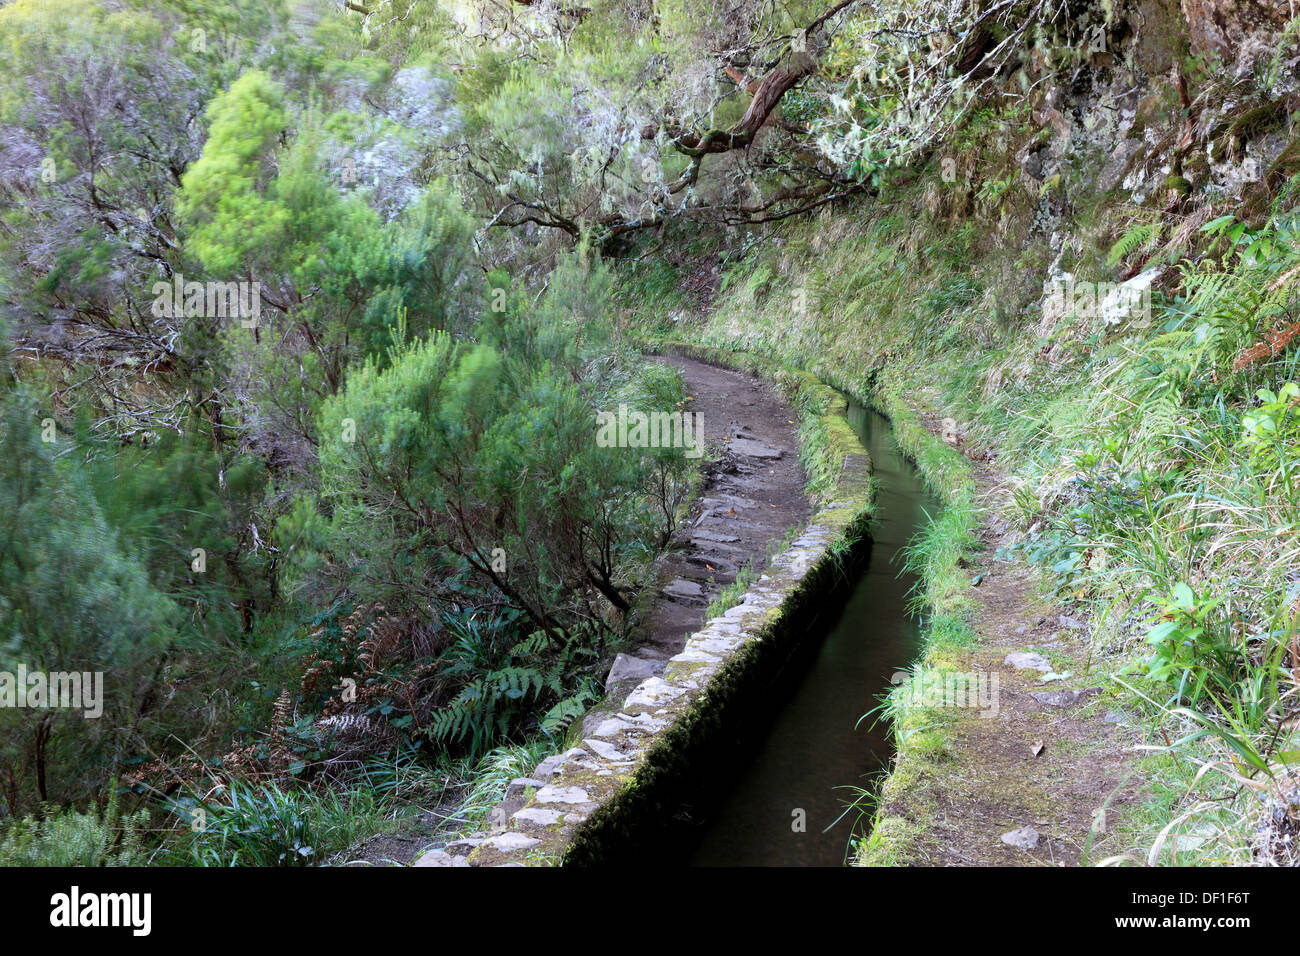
[574,402,942,868]
[685,403,942,866]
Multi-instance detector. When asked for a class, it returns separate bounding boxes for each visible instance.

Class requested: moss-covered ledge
[412,340,874,867]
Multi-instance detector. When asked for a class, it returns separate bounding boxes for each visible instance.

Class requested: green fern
[1107,220,1165,266]
[426,663,556,757]
[539,682,598,738]
[507,630,550,658]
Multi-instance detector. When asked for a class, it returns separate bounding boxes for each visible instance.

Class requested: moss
[1129,0,1189,77]
[634,337,872,508]
[1265,138,1300,185]
[1228,100,1289,142]
[858,811,925,866]
[1181,149,1209,179]
[562,528,874,865]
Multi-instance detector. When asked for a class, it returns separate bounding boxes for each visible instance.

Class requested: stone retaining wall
[413,345,872,867]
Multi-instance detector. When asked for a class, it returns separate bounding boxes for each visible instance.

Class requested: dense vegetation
[2,0,1299,866]
[0,0,717,863]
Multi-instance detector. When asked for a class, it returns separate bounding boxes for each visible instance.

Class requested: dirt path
[635,356,811,658]
[875,412,1142,866]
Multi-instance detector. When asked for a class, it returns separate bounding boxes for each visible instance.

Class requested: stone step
[684,553,738,575]
[727,437,783,459]
[661,578,706,604]
[689,529,742,544]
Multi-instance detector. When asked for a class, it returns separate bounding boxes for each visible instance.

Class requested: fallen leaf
[1031,740,1045,756]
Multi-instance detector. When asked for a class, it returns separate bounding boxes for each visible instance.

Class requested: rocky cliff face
[918,0,1297,328]
[1181,0,1290,61]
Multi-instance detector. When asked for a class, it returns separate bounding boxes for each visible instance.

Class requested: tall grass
[165,778,387,867]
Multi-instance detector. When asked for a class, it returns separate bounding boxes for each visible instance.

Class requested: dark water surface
[687,404,941,866]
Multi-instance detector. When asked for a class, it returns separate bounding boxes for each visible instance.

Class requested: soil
[874,410,1143,866]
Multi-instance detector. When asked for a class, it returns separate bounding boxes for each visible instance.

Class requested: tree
[176,72,478,467]
[311,252,678,644]
[317,334,630,644]
[0,0,278,437]
[0,387,178,813]
[174,70,290,278]
[453,0,873,251]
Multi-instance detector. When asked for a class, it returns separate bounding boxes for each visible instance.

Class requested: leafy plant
[1108,219,1167,266]
[0,793,150,867]
[1240,382,1300,488]
[169,779,380,867]
[422,620,601,760]
[1141,583,1236,703]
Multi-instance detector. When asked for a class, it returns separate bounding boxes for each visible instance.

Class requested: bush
[0,800,151,867]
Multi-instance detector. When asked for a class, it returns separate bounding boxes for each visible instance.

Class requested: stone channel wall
[413,345,873,867]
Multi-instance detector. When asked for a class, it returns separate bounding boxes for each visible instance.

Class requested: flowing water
[686,403,941,866]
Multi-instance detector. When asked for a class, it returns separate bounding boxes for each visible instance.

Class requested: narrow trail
[875,410,1141,866]
[633,356,811,661]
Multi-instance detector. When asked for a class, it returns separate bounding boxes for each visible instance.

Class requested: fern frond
[1108,220,1165,266]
